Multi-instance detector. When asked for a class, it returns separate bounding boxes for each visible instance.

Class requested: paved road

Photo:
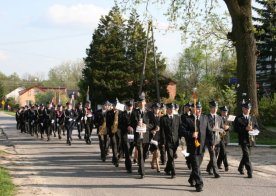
[1,112,276,196]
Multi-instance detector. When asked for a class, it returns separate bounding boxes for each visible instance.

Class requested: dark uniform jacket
[119,110,132,135]
[234,114,259,145]
[147,111,161,142]
[130,108,154,144]
[64,109,75,126]
[181,114,214,155]
[160,114,181,148]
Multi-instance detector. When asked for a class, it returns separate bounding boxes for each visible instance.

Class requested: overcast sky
[0,0,234,79]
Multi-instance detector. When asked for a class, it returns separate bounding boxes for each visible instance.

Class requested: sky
[0,0,232,79]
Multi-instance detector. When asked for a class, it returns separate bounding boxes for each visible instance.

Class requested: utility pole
[138,20,160,102]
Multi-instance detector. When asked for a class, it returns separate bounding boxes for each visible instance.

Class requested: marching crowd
[15,93,259,192]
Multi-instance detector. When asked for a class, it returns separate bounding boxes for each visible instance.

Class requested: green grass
[0,167,16,196]
[3,111,15,117]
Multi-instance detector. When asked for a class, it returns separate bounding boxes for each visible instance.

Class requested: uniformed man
[160,103,182,179]
[181,101,214,192]
[64,102,76,145]
[118,100,134,173]
[94,101,110,162]
[148,102,161,173]
[19,106,25,133]
[159,103,167,165]
[56,104,64,139]
[43,102,54,141]
[37,104,45,139]
[181,102,192,169]
[15,108,21,130]
[129,93,153,179]
[84,100,93,144]
[28,105,37,136]
[23,105,30,134]
[234,101,259,178]
[206,100,223,178]
[106,99,120,167]
[217,106,231,171]
[75,103,84,139]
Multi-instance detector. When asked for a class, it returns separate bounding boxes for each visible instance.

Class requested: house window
[26,100,32,106]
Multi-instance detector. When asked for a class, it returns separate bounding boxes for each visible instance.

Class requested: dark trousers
[84,118,93,142]
[65,121,74,142]
[217,141,229,168]
[136,139,145,176]
[110,133,119,165]
[165,145,177,175]
[98,134,108,161]
[189,154,204,186]
[44,122,51,139]
[122,133,132,171]
[238,144,252,174]
[76,121,83,135]
[206,145,219,175]
[159,144,167,164]
[38,122,44,136]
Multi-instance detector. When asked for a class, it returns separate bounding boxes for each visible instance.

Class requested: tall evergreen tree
[253,0,276,97]
[79,7,168,105]
[79,6,127,104]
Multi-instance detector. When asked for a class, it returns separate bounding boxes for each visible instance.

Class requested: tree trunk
[224,0,259,115]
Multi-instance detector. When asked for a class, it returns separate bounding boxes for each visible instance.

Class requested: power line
[0,32,91,46]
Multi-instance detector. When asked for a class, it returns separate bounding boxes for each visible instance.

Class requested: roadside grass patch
[0,166,15,196]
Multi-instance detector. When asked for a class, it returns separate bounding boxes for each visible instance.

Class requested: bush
[258,94,276,125]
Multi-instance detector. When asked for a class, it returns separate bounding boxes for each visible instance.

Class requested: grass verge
[0,166,15,196]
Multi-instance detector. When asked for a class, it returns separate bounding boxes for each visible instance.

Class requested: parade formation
[14,92,260,192]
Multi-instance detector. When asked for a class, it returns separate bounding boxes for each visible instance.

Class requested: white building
[5,87,25,102]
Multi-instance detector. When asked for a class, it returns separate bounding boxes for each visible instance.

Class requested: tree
[0,81,4,100]
[174,43,206,93]
[47,59,84,90]
[253,0,276,98]
[80,6,127,104]
[80,7,168,104]
[120,0,259,115]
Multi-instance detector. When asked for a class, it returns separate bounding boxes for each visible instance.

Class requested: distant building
[5,87,25,102]
[18,86,67,106]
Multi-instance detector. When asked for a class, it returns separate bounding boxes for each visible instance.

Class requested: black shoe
[139,174,144,179]
[248,173,253,178]
[78,135,82,139]
[195,185,203,192]
[58,135,62,139]
[238,169,245,175]
[171,174,176,179]
[174,153,178,159]
[127,169,132,173]
[218,166,222,169]
[164,169,170,175]
[115,163,119,167]
[214,173,220,178]
[188,179,195,187]
[225,167,229,172]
